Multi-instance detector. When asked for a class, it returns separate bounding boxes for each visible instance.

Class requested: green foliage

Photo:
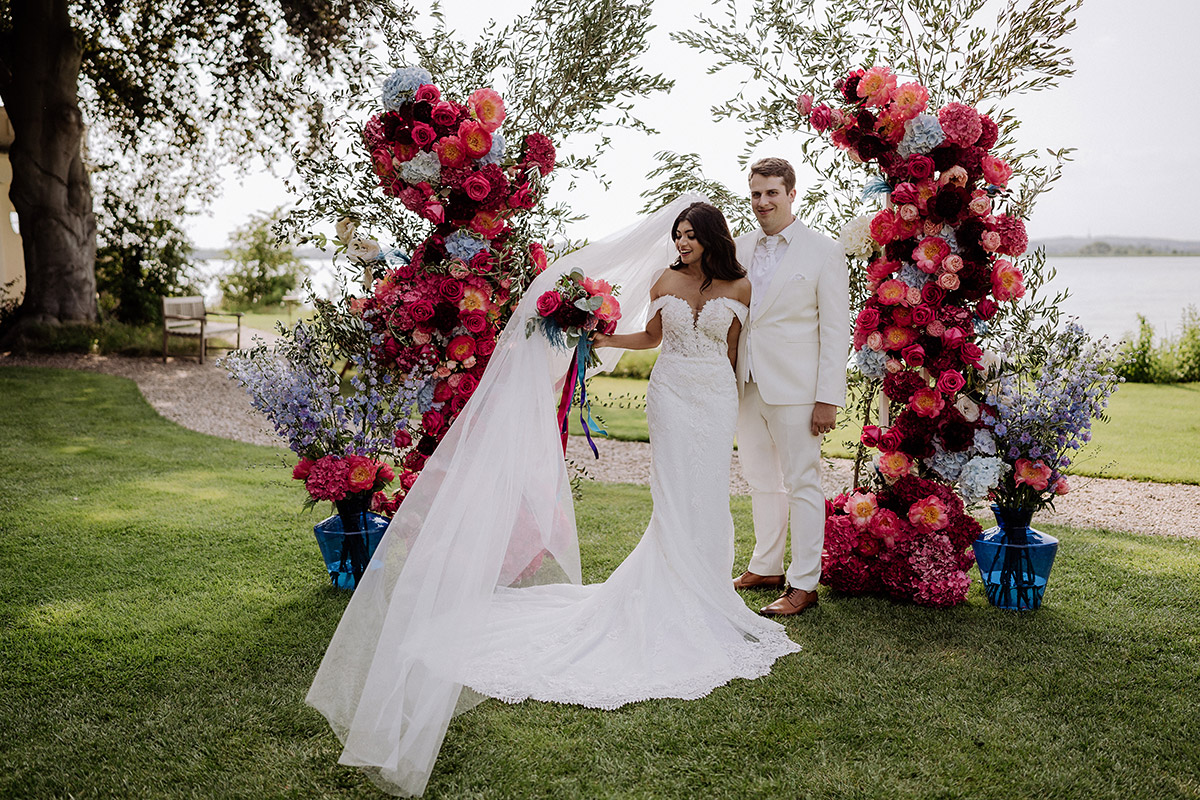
[639,150,757,234]
[2,367,1200,798]
[9,320,235,357]
[609,349,658,380]
[94,192,199,325]
[1116,306,1200,384]
[218,209,308,310]
[277,0,673,261]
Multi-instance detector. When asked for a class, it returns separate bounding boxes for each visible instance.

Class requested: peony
[292,458,315,480]
[937,102,983,146]
[980,154,1013,186]
[594,294,622,322]
[458,120,493,159]
[346,455,380,493]
[857,66,897,107]
[877,450,914,479]
[1053,475,1070,495]
[938,165,968,188]
[470,209,507,238]
[434,135,468,168]
[891,81,930,120]
[913,236,950,273]
[908,495,950,532]
[846,491,879,528]
[909,386,945,419]
[869,208,903,245]
[536,290,562,316]
[991,260,1026,301]
[882,325,917,351]
[529,242,548,273]
[468,87,506,132]
[876,279,909,306]
[1014,458,1052,491]
[446,334,476,362]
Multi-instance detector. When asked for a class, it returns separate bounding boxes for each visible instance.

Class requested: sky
[183,0,1200,250]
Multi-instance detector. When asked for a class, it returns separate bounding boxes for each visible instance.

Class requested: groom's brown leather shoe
[759,587,819,616]
[733,571,786,591]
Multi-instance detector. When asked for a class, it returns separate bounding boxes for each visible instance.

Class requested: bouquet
[981,321,1122,513]
[526,267,622,455]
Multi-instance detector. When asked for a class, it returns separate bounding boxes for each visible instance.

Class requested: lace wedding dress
[458,294,800,708]
[306,196,799,797]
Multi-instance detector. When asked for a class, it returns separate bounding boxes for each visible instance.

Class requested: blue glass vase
[312,493,388,590]
[972,504,1059,610]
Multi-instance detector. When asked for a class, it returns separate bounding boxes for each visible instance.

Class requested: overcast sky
[183,0,1200,249]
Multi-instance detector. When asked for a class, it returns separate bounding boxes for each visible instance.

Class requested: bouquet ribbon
[556,338,607,457]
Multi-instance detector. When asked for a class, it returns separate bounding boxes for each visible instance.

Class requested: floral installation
[800,66,1037,606]
[347,66,557,509]
[526,266,623,455]
[980,321,1122,513]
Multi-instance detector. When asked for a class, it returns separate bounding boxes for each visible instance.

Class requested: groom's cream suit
[735,219,850,591]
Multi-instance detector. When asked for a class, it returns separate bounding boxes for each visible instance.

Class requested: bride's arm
[592,306,663,350]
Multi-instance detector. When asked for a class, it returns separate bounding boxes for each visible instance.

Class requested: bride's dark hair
[670,202,744,292]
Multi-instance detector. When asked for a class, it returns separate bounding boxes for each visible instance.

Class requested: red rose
[960,342,984,367]
[906,154,935,180]
[809,104,833,132]
[536,290,562,317]
[421,201,444,224]
[975,298,998,320]
[856,307,881,332]
[422,409,445,435]
[461,310,488,334]
[880,428,904,451]
[942,326,966,350]
[471,251,495,273]
[377,463,395,483]
[911,305,934,326]
[409,299,435,322]
[292,458,315,480]
[431,101,459,127]
[890,182,919,205]
[463,172,491,202]
[440,276,465,302]
[861,425,882,447]
[411,122,437,148]
[509,183,536,210]
[394,429,413,448]
[457,373,479,397]
[433,380,454,403]
[404,451,427,471]
[415,84,441,104]
[902,344,925,367]
[400,471,419,491]
[920,283,945,306]
[935,370,966,394]
[475,337,496,357]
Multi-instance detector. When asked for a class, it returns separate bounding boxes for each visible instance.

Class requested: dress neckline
[655,293,748,326]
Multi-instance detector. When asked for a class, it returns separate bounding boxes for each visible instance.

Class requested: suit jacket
[735,220,850,407]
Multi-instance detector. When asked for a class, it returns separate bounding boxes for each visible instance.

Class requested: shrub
[218,208,307,310]
[609,349,658,379]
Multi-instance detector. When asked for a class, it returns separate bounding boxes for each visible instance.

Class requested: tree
[0,0,413,338]
[219,208,307,309]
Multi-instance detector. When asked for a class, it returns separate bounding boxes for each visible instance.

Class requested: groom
[733,157,850,616]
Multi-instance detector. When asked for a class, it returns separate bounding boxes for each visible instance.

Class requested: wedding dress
[306,196,799,797]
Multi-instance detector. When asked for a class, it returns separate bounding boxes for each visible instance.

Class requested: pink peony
[1014,459,1053,491]
[937,102,983,146]
[991,260,1026,301]
[868,508,905,548]
[914,236,950,273]
[468,87,506,132]
[878,451,914,479]
[594,294,622,322]
[876,279,909,306]
[434,136,467,168]
[908,495,951,533]
[910,386,945,418]
[446,334,476,362]
[938,165,968,188]
[458,120,493,159]
[345,455,379,493]
[869,208,904,245]
[529,242,548,273]
[857,66,897,107]
[891,81,930,120]
[1053,475,1070,495]
[846,491,879,528]
[980,154,1013,186]
[882,325,918,351]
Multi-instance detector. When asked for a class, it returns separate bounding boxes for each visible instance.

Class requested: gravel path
[5,342,1199,539]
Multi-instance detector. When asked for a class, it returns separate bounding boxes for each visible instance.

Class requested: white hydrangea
[399,150,441,186]
[839,213,877,260]
[959,456,1007,505]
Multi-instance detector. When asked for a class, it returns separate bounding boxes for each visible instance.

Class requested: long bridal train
[306,195,799,797]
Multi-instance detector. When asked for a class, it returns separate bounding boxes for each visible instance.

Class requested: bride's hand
[591,332,610,347]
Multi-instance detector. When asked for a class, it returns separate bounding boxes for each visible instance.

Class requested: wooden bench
[161,296,243,364]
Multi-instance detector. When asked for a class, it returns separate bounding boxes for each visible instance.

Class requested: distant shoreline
[1048,251,1200,258]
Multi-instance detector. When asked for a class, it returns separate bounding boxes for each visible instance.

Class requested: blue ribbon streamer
[564,339,607,458]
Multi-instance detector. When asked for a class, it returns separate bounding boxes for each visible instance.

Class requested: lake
[199,254,1200,344]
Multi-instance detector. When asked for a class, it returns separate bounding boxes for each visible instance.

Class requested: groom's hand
[811,402,838,437]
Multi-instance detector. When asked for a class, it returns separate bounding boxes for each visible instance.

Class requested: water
[1041,256,1200,342]
[198,255,1200,343]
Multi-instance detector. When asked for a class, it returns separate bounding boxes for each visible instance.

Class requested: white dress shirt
[745,218,800,381]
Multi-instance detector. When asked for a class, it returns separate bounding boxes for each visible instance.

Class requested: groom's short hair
[749,157,796,193]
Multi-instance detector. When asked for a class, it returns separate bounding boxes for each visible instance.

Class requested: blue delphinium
[897,113,945,158]
[382,66,433,111]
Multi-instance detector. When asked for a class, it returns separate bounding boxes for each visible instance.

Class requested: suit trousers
[736,380,824,591]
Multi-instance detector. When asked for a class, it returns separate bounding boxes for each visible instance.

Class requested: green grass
[2,366,1199,799]
[579,377,1200,485]
[224,303,313,334]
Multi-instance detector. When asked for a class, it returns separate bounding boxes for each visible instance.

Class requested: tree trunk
[0,0,97,333]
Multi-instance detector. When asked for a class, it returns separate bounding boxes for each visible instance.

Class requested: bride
[306,196,800,796]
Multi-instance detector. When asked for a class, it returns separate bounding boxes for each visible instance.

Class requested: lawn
[1,366,1199,798]
[578,376,1200,485]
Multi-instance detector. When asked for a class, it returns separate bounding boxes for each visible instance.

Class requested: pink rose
[861,425,882,447]
[461,310,488,334]
[411,122,437,148]
[415,83,441,104]
[968,194,991,216]
[431,101,459,127]
[902,343,925,367]
[891,182,919,205]
[536,290,562,317]
[942,254,964,273]
[797,93,814,116]
[936,272,960,291]
[911,305,934,326]
[463,172,491,202]
[1053,475,1070,495]
[898,204,919,222]
[906,155,935,180]
[409,298,435,322]
[856,306,882,332]
[809,104,833,132]
[935,369,966,394]
[866,331,884,351]
[420,200,444,224]
[981,230,1001,252]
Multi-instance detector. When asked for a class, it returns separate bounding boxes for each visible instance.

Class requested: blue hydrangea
[899,263,929,289]
[480,130,506,166]
[382,66,433,111]
[929,447,971,482]
[973,428,997,456]
[853,348,888,379]
[399,150,441,186]
[897,113,945,158]
[445,230,488,262]
[939,225,961,253]
[959,456,1007,504]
